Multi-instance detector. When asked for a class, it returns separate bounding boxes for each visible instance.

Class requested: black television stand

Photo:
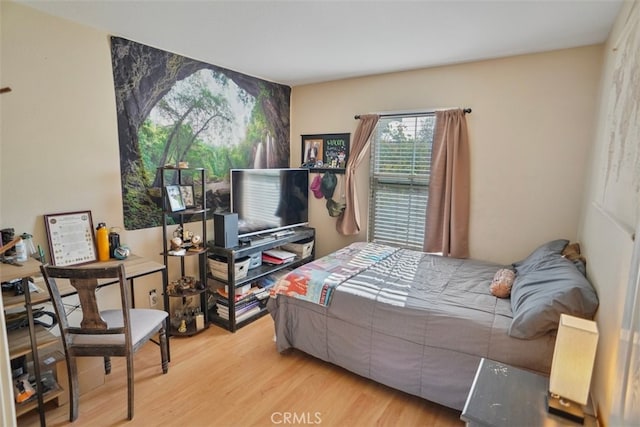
[245,235,276,246]
[207,226,316,332]
[272,229,295,238]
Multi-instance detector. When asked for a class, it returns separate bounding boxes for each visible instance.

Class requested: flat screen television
[230,168,309,238]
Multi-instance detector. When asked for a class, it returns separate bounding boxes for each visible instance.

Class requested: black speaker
[213,212,238,248]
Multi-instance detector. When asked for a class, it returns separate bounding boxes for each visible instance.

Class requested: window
[368,114,435,250]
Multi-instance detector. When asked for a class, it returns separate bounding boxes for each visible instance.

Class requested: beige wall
[0,4,167,307]
[0,2,606,269]
[2,1,634,424]
[293,46,603,262]
[578,1,639,423]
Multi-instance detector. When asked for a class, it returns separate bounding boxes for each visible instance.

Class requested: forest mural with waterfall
[110,36,291,230]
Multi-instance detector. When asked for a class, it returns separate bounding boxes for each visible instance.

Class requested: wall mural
[110,36,291,230]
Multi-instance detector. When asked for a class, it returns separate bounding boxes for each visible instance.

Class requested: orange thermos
[96,223,110,261]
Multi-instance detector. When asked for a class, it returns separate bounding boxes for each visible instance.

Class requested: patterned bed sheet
[269,242,398,306]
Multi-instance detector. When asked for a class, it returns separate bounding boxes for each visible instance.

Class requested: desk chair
[40,264,169,421]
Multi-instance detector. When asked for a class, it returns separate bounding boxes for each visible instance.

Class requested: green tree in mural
[149,71,233,188]
[110,36,291,230]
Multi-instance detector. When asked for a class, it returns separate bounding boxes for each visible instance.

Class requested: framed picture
[301,133,350,169]
[44,210,97,266]
[179,185,195,208]
[165,185,186,212]
[302,137,324,164]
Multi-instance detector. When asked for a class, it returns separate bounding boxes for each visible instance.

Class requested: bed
[266,239,599,410]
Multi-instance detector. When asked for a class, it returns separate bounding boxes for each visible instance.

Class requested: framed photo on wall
[44,210,97,266]
[165,185,186,212]
[301,133,350,170]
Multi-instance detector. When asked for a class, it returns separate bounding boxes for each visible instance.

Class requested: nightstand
[461,358,598,427]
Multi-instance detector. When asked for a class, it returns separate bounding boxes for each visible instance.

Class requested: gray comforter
[267,244,556,410]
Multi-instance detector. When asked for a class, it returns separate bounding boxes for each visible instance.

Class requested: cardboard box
[56,356,105,405]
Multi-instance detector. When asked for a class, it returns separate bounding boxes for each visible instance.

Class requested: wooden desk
[1,255,166,426]
[2,255,166,308]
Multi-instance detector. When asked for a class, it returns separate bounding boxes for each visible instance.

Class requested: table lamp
[548,313,599,423]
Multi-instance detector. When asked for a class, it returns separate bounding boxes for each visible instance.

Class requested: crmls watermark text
[271,412,322,424]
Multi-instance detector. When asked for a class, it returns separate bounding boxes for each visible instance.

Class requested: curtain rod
[354,108,471,120]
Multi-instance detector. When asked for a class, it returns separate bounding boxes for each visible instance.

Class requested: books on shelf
[217,304,259,319]
[234,306,262,323]
[216,293,257,309]
[253,288,269,300]
[261,254,289,265]
[216,301,261,320]
[213,283,270,323]
[262,249,297,265]
[263,249,296,260]
[216,286,253,302]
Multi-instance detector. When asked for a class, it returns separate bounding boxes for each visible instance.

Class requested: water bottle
[15,238,28,262]
[20,233,36,259]
[108,228,121,259]
[96,223,110,261]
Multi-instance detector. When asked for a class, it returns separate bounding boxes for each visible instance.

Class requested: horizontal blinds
[368,115,434,250]
[239,172,280,224]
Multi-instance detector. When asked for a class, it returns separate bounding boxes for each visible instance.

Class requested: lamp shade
[549,313,599,405]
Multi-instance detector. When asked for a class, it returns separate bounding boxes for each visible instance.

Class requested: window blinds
[368,115,435,250]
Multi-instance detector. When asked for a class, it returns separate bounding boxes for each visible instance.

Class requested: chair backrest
[40,264,132,347]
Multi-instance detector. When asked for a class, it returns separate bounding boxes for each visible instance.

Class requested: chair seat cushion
[69,309,168,346]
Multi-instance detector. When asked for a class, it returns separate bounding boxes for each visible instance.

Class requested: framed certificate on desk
[44,210,97,266]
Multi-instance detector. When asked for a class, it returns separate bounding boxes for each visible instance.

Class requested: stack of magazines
[214,286,263,323]
[262,249,296,265]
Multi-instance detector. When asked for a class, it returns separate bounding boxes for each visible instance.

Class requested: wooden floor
[19,315,463,427]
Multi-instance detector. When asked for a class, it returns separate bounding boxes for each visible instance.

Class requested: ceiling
[15,0,623,86]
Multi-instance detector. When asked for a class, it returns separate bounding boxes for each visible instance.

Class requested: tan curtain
[336,114,380,235]
[424,109,470,258]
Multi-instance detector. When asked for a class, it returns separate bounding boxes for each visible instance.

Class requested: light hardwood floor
[19,315,464,427]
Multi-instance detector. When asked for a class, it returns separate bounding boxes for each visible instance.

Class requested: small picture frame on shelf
[301,133,350,169]
[165,185,186,212]
[179,185,195,208]
[302,137,324,165]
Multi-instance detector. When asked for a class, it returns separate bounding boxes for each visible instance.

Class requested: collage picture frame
[179,185,195,208]
[301,133,350,170]
[165,185,186,212]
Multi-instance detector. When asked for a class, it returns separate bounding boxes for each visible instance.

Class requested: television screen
[231,168,309,238]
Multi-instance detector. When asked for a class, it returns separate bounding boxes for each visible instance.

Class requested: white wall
[292,46,603,262]
[578,1,639,422]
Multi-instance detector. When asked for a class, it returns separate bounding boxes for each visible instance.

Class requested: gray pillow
[509,255,599,339]
[512,239,569,274]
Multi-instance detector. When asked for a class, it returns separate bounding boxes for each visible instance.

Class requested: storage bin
[248,251,262,269]
[281,238,314,259]
[208,256,250,280]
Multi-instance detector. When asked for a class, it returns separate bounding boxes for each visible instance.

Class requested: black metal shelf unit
[207,227,315,332]
[159,167,209,337]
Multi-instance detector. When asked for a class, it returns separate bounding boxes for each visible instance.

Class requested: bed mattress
[267,244,556,410]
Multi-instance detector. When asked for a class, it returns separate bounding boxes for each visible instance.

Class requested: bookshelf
[159,166,209,337]
[2,259,64,426]
[207,227,315,332]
